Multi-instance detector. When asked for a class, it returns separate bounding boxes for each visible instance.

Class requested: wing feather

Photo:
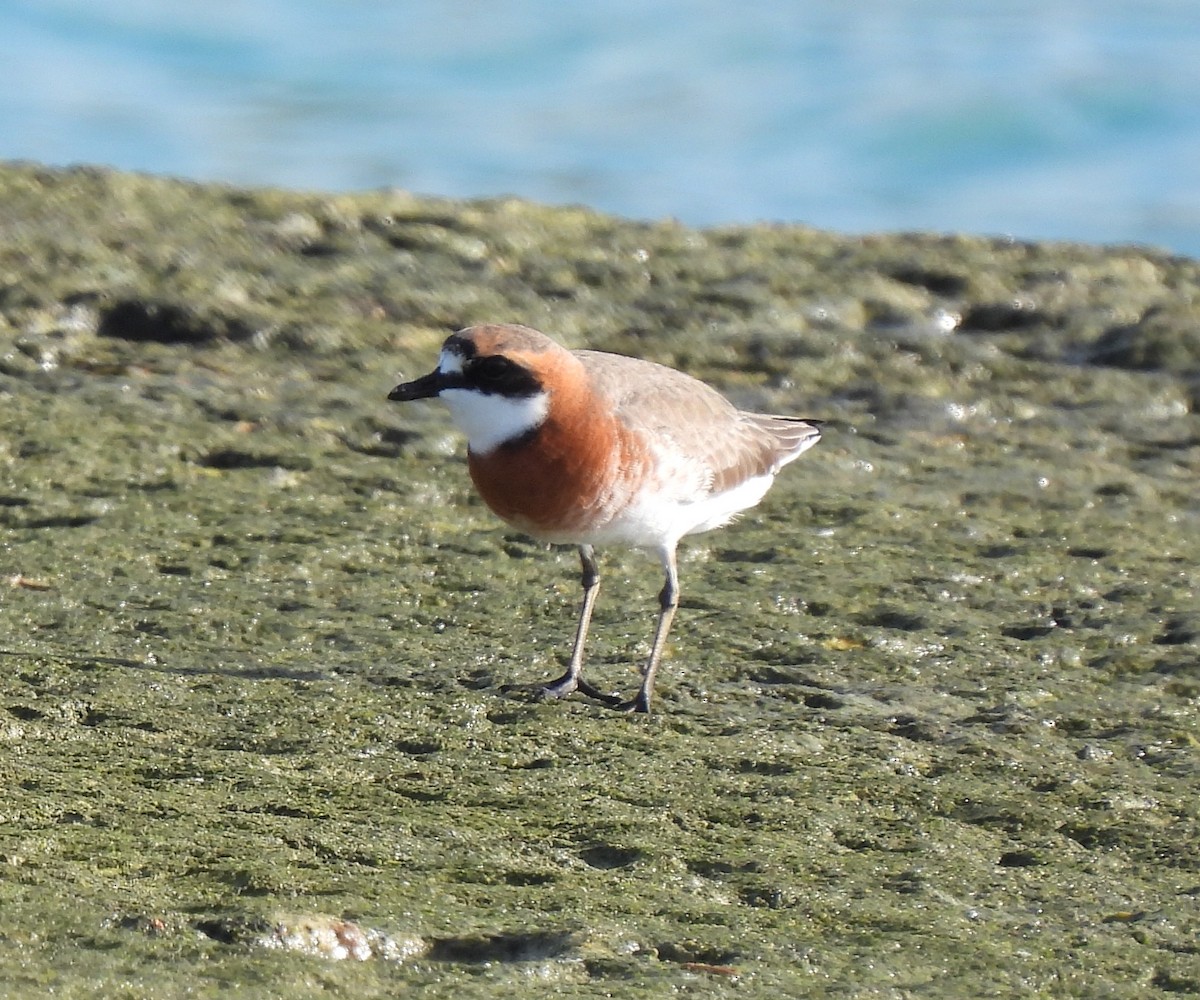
[576,351,821,498]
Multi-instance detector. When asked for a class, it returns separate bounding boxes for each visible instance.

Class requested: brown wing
[576,350,821,497]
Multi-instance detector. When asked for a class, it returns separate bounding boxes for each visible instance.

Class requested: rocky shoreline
[1,161,1197,996]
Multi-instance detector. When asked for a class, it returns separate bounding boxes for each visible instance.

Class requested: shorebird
[389,324,821,712]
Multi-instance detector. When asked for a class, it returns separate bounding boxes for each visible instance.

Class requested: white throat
[436,349,548,454]
[441,388,549,454]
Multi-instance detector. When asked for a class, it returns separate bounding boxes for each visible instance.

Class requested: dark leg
[615,546,679,714]
[540,545,621,706]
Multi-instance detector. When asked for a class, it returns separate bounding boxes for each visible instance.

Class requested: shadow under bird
[389,324,821,712]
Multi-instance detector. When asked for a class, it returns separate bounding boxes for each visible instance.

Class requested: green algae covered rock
[1,161,1198,998]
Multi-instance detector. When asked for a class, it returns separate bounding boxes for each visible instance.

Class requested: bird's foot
[503,673,623,707]
[610,691,651,714]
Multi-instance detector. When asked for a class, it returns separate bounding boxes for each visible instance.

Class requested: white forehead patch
[441,387,549,455]
[437,348,464,375]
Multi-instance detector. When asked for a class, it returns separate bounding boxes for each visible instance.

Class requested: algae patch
[0,162,1198,997]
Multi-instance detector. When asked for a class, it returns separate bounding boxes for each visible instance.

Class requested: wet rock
[1,160,1198,997]
[255,914,427,963]
[1089,304,1200,375]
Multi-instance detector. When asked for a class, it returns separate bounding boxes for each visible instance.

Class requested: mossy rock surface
[1,162,1198,998]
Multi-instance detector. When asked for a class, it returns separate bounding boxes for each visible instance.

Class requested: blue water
[2,0,1199,256]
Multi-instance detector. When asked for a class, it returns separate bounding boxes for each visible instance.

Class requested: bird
[388,324,821,712]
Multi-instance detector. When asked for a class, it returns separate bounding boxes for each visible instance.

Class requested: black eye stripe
[473,356,513,378]
[465,355,543,397]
